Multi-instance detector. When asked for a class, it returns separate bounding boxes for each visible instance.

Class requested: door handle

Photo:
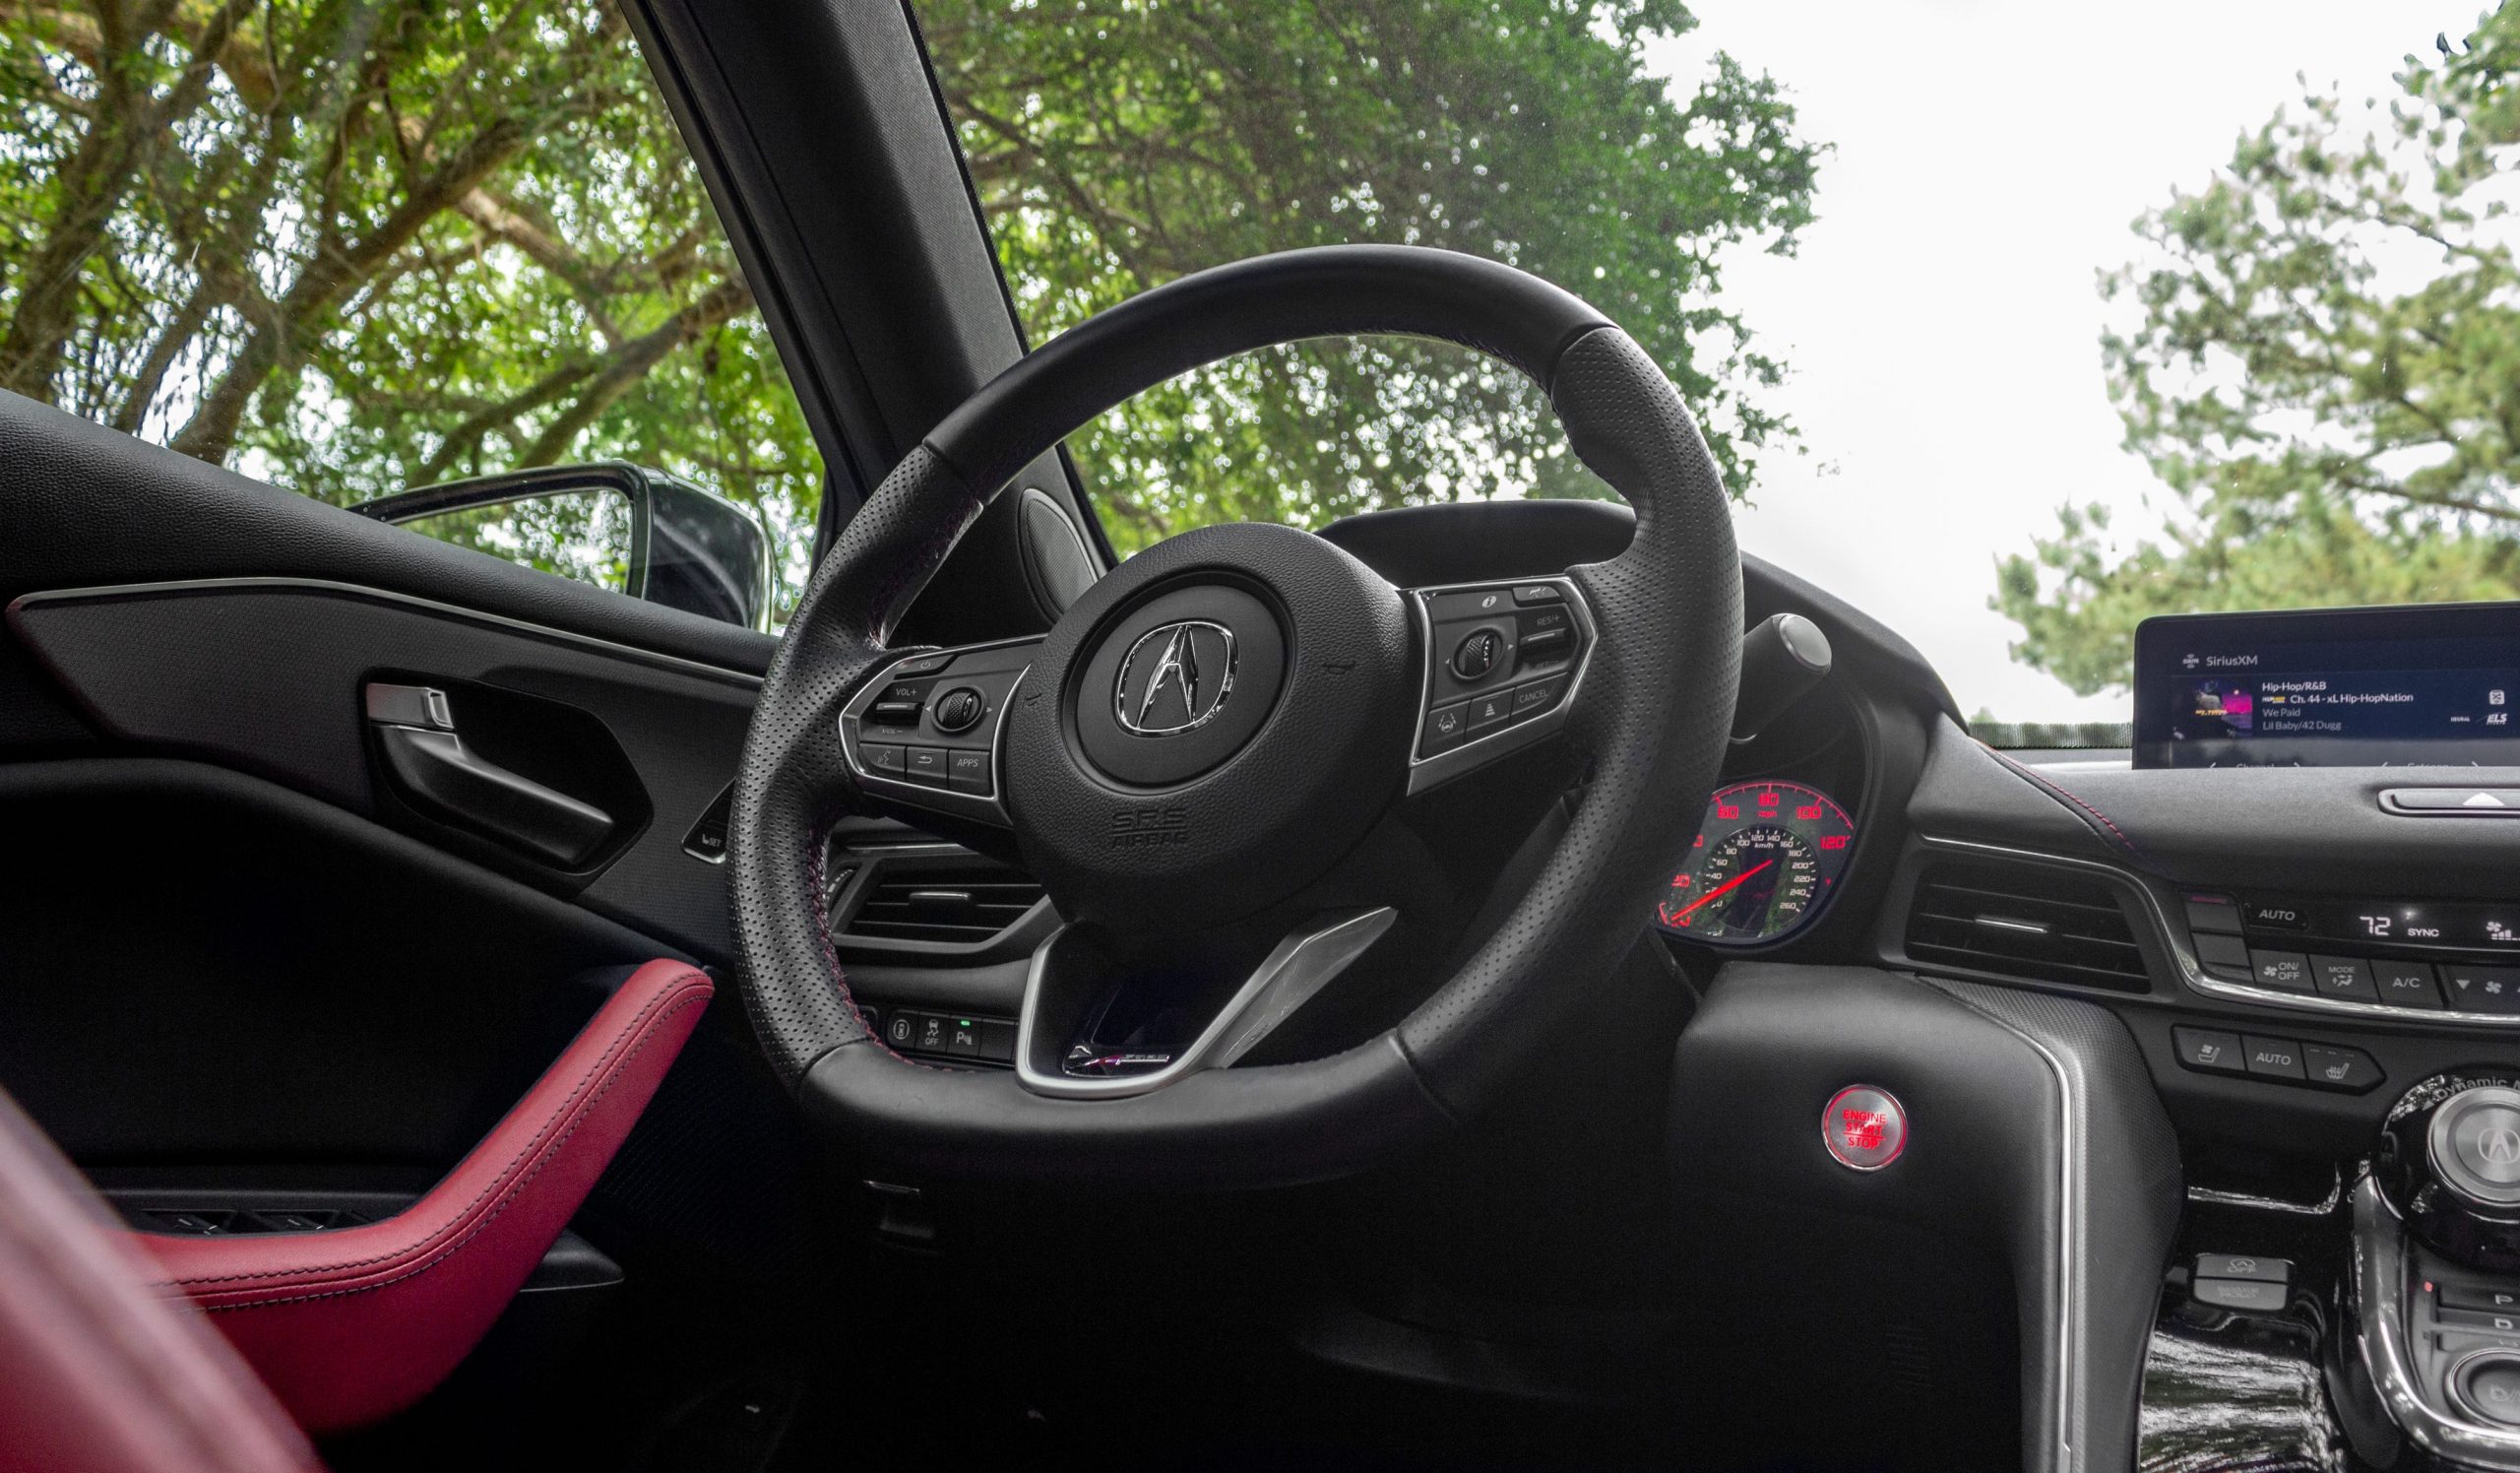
[366,683,613,865]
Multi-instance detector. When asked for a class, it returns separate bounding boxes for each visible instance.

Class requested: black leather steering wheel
[727,246,1740,1187]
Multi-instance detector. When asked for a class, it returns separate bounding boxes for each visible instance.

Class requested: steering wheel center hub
[1003,522,1416,932]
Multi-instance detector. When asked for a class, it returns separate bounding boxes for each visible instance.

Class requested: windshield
[920,0,2517,735]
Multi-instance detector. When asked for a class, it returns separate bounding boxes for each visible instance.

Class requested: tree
[1998,7,2520,695]
[920,0,1821,552]
[0,0,1817,588]
[0,0,818,580]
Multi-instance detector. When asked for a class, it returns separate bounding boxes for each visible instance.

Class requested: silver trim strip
[8,576,764,687]
[1927,982,2082,1473]
[2351,1174,2520,1465]
[1013,908,1398,1100]
[1404,577,1599,795]
[1910,834,2520,1029]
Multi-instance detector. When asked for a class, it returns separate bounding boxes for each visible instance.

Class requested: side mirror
[352,463,776,631]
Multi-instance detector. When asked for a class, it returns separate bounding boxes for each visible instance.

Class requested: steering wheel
[727,246,1740,1187]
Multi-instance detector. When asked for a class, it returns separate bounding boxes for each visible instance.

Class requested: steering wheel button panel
[1407,576,1598,786]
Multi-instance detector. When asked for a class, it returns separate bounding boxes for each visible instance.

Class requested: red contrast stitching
[807,812,930,1069]
[165,971,710,1291]
[1983,742,2149,863]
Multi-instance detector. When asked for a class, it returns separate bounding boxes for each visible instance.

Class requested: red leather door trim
[137,960,713,1435]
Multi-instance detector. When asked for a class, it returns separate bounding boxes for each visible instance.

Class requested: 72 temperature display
[1655,780,1856,945]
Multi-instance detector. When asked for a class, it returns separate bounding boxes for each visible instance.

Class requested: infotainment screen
[2133,603,2520,769]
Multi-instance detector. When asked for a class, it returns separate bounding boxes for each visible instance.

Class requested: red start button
[1822,1084,1908,1172]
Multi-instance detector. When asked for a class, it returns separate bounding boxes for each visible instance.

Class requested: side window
[0,2,819,622]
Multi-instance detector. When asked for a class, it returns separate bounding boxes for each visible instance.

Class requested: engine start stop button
[1821,1084,1908,1172]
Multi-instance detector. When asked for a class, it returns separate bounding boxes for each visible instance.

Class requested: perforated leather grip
[729,246,1739,1184]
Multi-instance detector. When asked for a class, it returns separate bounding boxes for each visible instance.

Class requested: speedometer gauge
[1656,780,1855,945]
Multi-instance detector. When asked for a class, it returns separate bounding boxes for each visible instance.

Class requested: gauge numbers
[1656,780,1855,945]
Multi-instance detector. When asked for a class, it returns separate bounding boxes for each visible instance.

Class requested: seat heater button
[2173,1026,2247,1075]
[1464,690,1514,733]
[2308,954,2379,1002]
[2460,1355,2520,1426]
[1420,701,1470,756]
[2193,1279,2287,1313]
[2376,961,2445,1009]
[2241,1036,2305,1079]
[1819,1084,1907,1171]
[2250,951,2314,993]
[2300,1044,2382,1093]
[2196,1253,2290,1284]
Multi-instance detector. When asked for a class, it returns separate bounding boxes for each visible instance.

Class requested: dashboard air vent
[1903,859,2150,992]
[840,859,1046,946]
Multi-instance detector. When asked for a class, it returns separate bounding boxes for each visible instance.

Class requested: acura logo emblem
[2487,1125,2520,1167]
[1114,620,1236,736]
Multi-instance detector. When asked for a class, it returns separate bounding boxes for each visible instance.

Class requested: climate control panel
[2184,890,2520,1021]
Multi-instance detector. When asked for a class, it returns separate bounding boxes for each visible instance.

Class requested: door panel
[12,578,758,959]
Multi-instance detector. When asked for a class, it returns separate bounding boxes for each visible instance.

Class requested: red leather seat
[0,959,711,1468]
[0,1083,318,1473]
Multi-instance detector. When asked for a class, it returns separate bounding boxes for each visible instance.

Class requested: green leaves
[2002,10,2520,693]
[927,0,1821,552]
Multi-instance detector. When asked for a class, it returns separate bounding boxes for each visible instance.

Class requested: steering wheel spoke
[1012,908,1399,1099]
[1403,576,1597,794]
[834,635,1040,828]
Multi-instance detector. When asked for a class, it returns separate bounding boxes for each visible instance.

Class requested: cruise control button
[2375,962,2444,1009]
[2308,955,2378,1003]
[905,747,950,788]
[2172,1026,2247,1075]
[1464,690,1514,733]
[2193,1279,2287,1313]
[1511,673,1568,717]
[2300,1044,2382,1093]
[2241,1036,2305,1080]
[861,742,908,777]
[1517,628,1572,665]
[1519,606,1574,637]
[1511,583,1562,606]
[1420,701,1469,755]
[947,749,992,795]
[2250,951,2313,993]
[2443,964,2520,1015]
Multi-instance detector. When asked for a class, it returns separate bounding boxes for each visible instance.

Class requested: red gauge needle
[1671,860,1773,922]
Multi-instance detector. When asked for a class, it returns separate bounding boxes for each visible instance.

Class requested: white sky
[1643,1,2488,721]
